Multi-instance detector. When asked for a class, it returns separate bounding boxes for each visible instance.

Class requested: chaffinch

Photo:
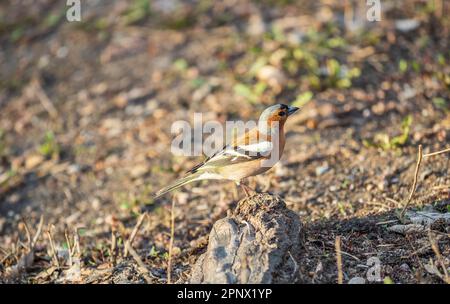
[155,104,300,198]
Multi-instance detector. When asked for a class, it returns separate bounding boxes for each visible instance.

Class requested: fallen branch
[31,78,58,119]
[124,213,147,258]
[127,245,154,284]
[423,147,450,158]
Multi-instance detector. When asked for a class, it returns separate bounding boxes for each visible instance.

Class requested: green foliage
[323,59,361,89]
[149,246,160,257]
[173,58,188,71]
[437,54,445,66]
[11,26,25,42]
[363,115,413,150]
[383,276,394,284]
[38,131,60,158]
[0,129,5,157]
[292,91,313,107]
[44,12,63,28]
[337,201,354,217]
[230,20,366,106]
[122,0,151,25]
[399,59,408,73]
[433,97,448,111]
[190,77,206,89]
[233,82,267,104]
[78,228,87,236]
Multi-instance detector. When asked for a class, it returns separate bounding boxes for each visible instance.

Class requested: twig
[376,219,399,226]
[110,231,117,265]
[32,216,44,248]
[74,228,81,258]
[288,251,298,280]
[428,230,449,284]
[64,230,73,266]
[167,197,176,284]
[31,78,58,119]
[5,215,44,280]
[46,226,61,269]
[21,218,32,250]
[423,147,450,158]
[340,251,361,262]
[127,245,154,284]
[400,145,423,219]
[124,213,147,258]
[335,236,343,284]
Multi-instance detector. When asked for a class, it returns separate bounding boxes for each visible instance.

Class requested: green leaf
[383,276,394,284]
[292,91,313,107]
[399,59,408,73]
[233,83,258,103]
[248,57,268,76]
[390,115,412,148]
[38,131,60,158]
[433,97,448,111]
[149,246,159,257]
[173,58,188,71]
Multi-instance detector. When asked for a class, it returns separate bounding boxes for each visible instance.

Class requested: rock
[399,263,411,273]
[348,277,366,284]
[406,209,450,226]
[247,14,266,37]
[395,19,420,32]
[25,154,44,170]
[256,65,286,93]
[388,224,425,235]
[389,207,450,235]
[190,193,302,283]
[315,165,329,176]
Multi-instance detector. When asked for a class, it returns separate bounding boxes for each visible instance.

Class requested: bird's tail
[154,172,202,199]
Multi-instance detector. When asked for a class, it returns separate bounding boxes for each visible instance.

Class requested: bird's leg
[242,182,258,197]
[236,180,250,197]
[241,184,250,197]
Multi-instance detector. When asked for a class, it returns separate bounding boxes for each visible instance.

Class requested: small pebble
[348,277,366,284]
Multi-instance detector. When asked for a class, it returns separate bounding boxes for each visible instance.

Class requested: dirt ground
[0,0,449,284]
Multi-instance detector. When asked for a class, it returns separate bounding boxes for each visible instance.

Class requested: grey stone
[190,193,303,283]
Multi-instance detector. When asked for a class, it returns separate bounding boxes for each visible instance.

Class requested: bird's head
[258,104,299,132]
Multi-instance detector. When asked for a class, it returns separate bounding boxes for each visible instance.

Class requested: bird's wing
[185,127,274,174]
[186,141,273,174]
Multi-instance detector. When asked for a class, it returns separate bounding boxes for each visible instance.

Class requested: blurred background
[0,0,449,283]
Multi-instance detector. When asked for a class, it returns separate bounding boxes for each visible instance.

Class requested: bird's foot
[240,183,257,198]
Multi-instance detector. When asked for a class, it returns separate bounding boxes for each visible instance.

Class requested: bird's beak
[287,106,300,116]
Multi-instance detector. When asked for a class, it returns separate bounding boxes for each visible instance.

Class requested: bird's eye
[279,111,286,116]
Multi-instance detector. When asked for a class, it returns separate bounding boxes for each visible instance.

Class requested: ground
[0,0,449,284]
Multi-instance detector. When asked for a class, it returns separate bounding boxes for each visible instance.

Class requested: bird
[154,104,300,198]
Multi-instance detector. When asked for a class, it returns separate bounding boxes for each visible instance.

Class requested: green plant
[122,0,151,25]
[363,115,413,150]
[399,59,408,73]
[149,246,160,257]
[383,276,394,284]
[0,129,5,156]
[433,97,448,111]
[173,58,188,71]
[233,82,267,104]
[292,91,313,107]
[38,131,60,158]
